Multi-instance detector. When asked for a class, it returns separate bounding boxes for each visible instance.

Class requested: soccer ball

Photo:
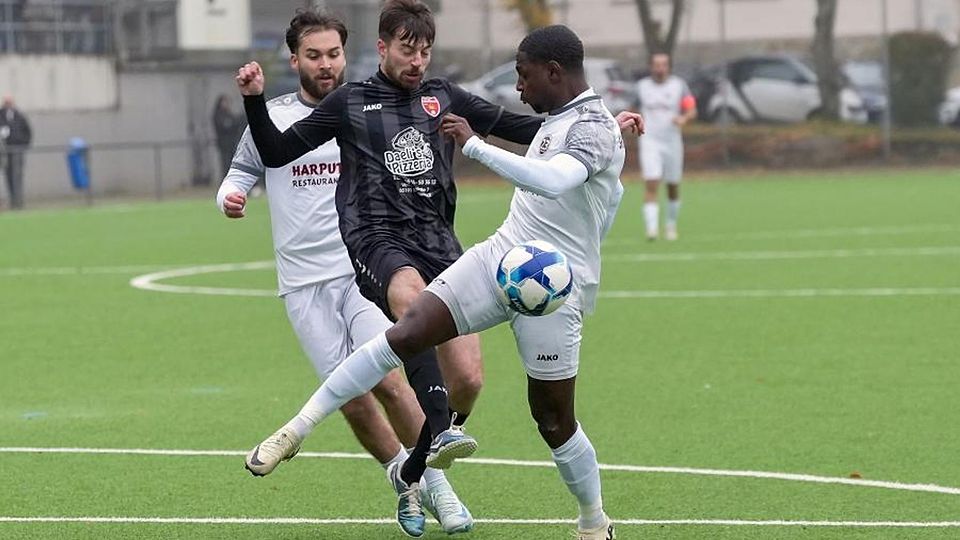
[496,240,573,316]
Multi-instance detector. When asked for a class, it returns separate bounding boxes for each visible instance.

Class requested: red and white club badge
[421,96,441,117]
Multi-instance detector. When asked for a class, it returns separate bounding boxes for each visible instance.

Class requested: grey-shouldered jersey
[490,89,625,313]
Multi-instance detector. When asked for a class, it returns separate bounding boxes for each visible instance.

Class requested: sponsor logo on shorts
[536,353,559,362]
[427,385,448,395]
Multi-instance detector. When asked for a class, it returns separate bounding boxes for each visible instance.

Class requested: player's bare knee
[449,370,483,402]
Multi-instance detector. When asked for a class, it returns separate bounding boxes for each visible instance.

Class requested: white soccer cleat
[646,228,659,242]
[577,513,616,539]
[244,426,302,477]
[421,477,474,534]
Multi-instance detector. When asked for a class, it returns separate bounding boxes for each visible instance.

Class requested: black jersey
[244,71,543,266]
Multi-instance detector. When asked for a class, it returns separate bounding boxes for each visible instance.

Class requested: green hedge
[889,32,954,127]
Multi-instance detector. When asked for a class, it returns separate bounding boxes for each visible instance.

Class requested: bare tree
[634,0,684,56]
[812,0,841,120]
[503,0,553,32]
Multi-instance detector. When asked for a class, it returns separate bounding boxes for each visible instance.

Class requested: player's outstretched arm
[236,61,321,168]
[442,114,587,199]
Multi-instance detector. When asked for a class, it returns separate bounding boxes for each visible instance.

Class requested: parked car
[704,55,868,124]
[938,86,960,127]
[460,58,636,114]
[842,60,888,123]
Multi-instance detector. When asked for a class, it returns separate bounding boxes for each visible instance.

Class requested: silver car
[460,58,635,114]
[706,55,868,124]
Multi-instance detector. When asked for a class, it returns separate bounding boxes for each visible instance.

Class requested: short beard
[300,69,343,102]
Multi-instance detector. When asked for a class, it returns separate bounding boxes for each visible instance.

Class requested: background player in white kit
[216,10,473,534]
[637,52,696,241]
[245,24,634,539]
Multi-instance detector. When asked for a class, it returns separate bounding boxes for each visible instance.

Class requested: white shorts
[283,275,392,379]
[425,238,583,381]
[640,137,684,184]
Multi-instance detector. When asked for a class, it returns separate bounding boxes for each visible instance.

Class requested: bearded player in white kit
[216,10,473,534]
[244,24,635,539]
[637,51,696,241]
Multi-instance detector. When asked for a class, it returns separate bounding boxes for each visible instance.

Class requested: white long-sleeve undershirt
[462,135,588,199]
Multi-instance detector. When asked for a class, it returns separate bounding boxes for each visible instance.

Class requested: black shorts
[349,237,461,321]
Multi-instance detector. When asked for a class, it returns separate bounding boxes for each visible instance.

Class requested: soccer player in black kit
[237,1,642,535]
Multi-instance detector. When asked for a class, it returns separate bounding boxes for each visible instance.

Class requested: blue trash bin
[67,137,90,190]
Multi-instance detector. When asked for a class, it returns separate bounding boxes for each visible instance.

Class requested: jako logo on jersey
[538,135,552,155]
[537,353,560,361]
[363,103,383,112]
[421,96,441,117]
[385,126,434,177]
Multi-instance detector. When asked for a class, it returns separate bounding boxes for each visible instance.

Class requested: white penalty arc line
[2,447,960,496]
[1,516,960,528]
[129,261,277,297]
[606,246,960,262]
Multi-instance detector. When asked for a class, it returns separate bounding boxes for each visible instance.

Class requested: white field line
[603,224,960,245]
[605,246,960,262]
[2,447,959,496]
[599,287,960,299]
[1,516,959,528]
[0,265,184,277]
[129,261,277,297]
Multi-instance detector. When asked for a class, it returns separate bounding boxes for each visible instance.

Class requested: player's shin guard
[551,423,606,531]
[285,332,402,438]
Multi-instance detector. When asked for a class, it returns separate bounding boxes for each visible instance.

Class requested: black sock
[403,347,450,439]
[450,408,469,427]
[400,422,432,486]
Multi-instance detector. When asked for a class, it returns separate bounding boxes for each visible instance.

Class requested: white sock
[284,332,402,439]
[667,200,681,227]
[383,446,409,470]
[422,466,449,491]
[643,202,659,235]
[551,424,605,531]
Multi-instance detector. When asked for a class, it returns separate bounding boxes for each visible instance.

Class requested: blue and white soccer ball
[496,240,573,316]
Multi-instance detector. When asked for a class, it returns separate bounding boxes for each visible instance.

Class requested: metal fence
[0,0,113,55]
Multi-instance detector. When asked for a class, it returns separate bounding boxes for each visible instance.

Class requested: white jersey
[219,92,353,296]
[637,75,691,142]
[489,89,625,313]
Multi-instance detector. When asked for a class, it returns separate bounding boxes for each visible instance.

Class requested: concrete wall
[20,68,241,202]
[0,55,118,111]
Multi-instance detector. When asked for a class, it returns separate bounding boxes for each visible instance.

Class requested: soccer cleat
[387,461,426,537]
[665,223,678,241]
[421,478,474,534]
[646,229,659,242]
[244,426,302,477]
[577,514,616,540]
[424,425,478,470]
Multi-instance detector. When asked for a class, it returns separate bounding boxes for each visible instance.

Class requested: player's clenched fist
[236,62,265,96]
[222,191,247,218]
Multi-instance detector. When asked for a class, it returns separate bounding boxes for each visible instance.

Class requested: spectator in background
[0,96,32,210]
[212,94,244,180]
